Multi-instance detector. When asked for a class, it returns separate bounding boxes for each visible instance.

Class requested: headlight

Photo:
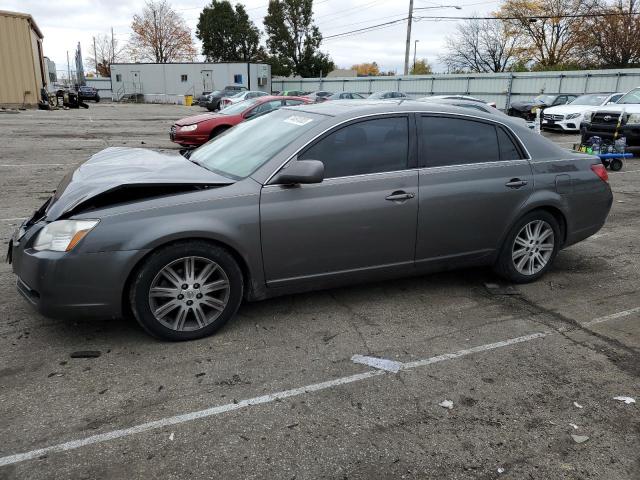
[626,113,640,125]
[180,124,198,132]
[566,113,581,120]
[583,111,594,123]
[33,220,99,252]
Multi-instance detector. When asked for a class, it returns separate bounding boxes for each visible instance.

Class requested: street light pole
[403,0,414,76]
[404,4,461,76]
[413,39,419,74]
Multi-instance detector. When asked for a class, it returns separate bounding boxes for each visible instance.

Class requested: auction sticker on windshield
[284,115,314,126]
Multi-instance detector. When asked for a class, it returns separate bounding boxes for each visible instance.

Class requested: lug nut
[186,300,193,306]
[193,283,200,289]
[177,294,184,300]
[182,284,188,289]
[196,293,203,299]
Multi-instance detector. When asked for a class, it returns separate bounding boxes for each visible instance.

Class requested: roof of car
[285,99,513,122]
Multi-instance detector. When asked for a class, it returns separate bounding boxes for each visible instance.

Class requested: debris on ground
[569,423,579,430]
[484,283,520,295]
[439,400,454,409]
[571,435,589,444]
[169,432,174,441]
[573,401,583,409]
[613,396,636,404]
[70,350,101,358]
[497,467,505,474]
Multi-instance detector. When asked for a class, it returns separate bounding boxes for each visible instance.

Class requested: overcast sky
[4,0,501,75]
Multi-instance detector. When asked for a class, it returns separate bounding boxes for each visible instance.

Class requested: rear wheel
[494,211,560,283]
[130,241,243,341]
[610,159,623,171]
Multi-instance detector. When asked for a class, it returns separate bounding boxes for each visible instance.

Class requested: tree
[440,16,522,73]
[410,59,433,75]
[85,34,125,77]
[584,0,640,67]
[351,62,380,76]
[498,0,594,69]
[263,0,335,77]
[197,1,261,62]
[129,0,197,63]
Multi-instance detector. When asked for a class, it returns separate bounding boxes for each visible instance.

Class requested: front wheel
[130,241,243,341]
[494,211,561,283]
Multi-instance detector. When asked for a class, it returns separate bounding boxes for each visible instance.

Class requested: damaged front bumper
[9,219,147,320]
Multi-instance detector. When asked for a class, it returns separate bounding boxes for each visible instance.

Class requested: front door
[260,115,419,286]
[201,70,213,93]
[415,114,533,265]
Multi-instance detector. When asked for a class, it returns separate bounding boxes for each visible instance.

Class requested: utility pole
[93,36,97,76]
[403,0,414,76]
[111,27,115,66]
[66,50,71,86]
[413,39,419,74]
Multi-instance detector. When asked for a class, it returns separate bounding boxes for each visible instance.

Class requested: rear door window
[496,127,524,161]
[299,116,409,178]
[419,116,500,167]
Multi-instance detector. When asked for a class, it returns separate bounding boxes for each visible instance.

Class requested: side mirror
[271,160,324,185]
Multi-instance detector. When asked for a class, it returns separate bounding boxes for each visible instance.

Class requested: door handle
[505,178,528,189]
[385,191,415,201]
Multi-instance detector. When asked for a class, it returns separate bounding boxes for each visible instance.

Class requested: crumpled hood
[45,147,233,220]
[510,101,547,111]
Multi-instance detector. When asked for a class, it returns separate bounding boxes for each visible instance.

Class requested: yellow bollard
[184,95,193,106]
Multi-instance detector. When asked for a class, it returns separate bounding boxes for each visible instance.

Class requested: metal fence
[273,68,640,109]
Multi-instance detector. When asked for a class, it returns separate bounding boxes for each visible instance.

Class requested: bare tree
[85,34,125,77]
[128,0,197,63]
[499,0,594,68]
[584,0,640,67]
[440,16,522,72]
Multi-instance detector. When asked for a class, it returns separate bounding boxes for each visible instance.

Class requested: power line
[324,17,409,39]
[414,11,640,21]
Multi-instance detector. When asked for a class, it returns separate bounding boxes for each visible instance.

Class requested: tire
[610,159,623,171]
[209,125,230,140]
[494,210,561,284]
[95,95,100,103]
[129,241,243,341]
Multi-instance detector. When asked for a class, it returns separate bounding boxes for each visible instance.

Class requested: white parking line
[0,164,66,167]
[611,168,640,174]
[0,217,26,222]
[0,306,637,467]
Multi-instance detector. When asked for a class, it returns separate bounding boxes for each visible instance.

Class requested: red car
[170,95,312,147]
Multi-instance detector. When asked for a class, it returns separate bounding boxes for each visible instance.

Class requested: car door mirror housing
[272,160,324,185]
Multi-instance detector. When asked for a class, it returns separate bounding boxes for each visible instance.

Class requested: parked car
[195,91,212,106]
[9,101,612,341]
[219,90,268,109]
[542,93,624,132]
[170,96,311,147]
[581,86,640,147]
[278,90,309,97]
[325,92,365,100]
[202,85,249,111]
[508,94,578,121]
[423,94,496,108]
[77,85,100,102]
[368,91,408,99]
[304,91,333,103]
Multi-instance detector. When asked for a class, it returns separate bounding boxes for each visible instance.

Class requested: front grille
[592,112,625,125]
[544,114,564,121]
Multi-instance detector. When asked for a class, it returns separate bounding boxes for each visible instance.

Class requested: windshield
[368,92,389,99]
[209,90,222,96]
[220,98,262,115]
[570,94,609,106]
[189,109,322,179]
[617,88,640,104]
[534,95,555,104]
[229,91,246,99]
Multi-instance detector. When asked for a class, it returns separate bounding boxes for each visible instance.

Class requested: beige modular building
[0,10,45,108]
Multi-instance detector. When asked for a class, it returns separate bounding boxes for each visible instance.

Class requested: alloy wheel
[148,256,230,331]
[511,220,555,276]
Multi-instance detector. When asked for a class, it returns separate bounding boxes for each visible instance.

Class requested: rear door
[260,114,419,286]
[415,114,533,265]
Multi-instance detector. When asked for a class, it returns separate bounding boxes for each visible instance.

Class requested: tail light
[591,163,609,183]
